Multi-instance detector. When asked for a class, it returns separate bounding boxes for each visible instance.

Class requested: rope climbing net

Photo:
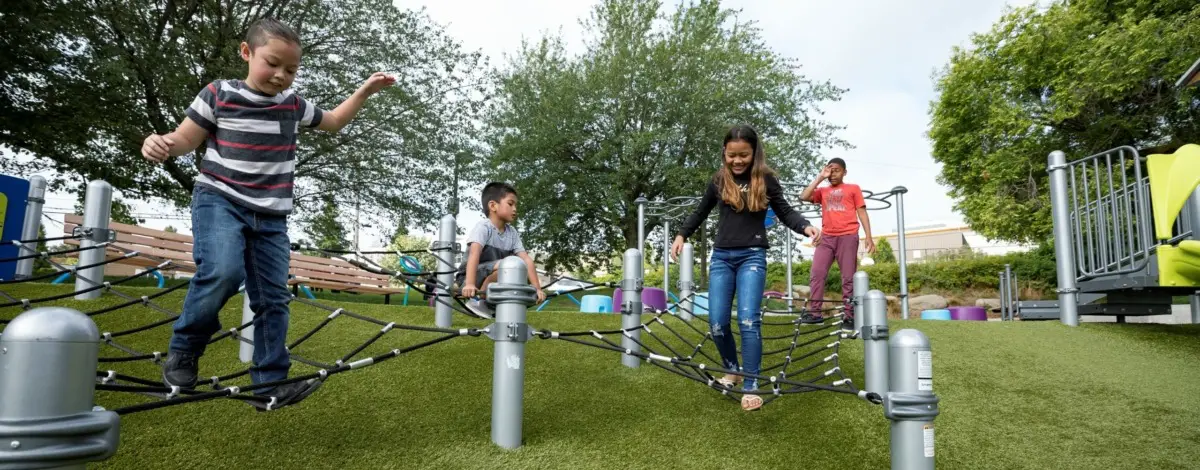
[0,232,879,417]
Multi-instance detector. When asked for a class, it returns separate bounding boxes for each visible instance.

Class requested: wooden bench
[62,215,406,303]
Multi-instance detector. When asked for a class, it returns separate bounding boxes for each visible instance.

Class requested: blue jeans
[169,187,293,391]
[707,247,766,391]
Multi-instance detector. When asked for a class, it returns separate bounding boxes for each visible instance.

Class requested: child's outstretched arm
[671,182,719,260]
[142,118,208,163]
[858,206,875,254]
[316,72,396,133]
[517,251,545,303]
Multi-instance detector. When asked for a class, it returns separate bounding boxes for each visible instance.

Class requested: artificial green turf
[2,282,1198,470]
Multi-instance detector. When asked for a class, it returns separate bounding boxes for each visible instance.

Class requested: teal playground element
[579,295,613,313]
[920,309,952,320]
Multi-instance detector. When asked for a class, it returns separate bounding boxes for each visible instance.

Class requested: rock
[792,285,812,297]
[886,295,899,304]
[975,298,1001,310]
[910,294,948,312]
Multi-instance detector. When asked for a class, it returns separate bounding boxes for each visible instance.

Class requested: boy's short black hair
[245,17,301,49]
[481,182,518,216]
[828,157,847,170]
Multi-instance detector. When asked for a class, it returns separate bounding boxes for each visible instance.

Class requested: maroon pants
[808,233,859,315]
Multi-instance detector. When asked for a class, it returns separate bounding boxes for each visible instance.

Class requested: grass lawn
[2,281,1199,469]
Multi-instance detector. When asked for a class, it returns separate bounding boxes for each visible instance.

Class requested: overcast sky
[23,0,1037,247]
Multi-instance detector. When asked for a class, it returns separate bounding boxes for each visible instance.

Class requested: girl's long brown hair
[716,125,772,212]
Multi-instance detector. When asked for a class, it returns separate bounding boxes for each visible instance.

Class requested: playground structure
[0,175,941,469]
[1003,64,1200,325]
[636,184,913,321]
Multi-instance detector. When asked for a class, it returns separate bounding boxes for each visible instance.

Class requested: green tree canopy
[929,0,1200,244]
[302,194,348,251]
[1,0,487,233]
[875,237,895,264]
[484,0,846,272]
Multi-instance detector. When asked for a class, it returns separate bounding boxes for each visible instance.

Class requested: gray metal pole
[679,242,695,321]
[1047,151,1080,326]
[785,231,794,304]
[863,289,889,395]
[1188,188,1200,324]
[487,256,535,450]
[884,329,940,470]
[999,267,1010,321]
[435,214,457,327]
[621,248,643,369]
[75,180,113,301]
[0,307,121,468]
[663,220,670,294]
[240,292,254,363]
[892,186,910,319]
[636,196,647,276]
[852,271,868,336]
[1006,264,1016,321]
[14,175,47,279]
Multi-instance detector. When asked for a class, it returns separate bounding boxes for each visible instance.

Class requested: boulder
[910,294,948,312]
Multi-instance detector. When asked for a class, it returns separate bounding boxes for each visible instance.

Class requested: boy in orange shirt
[800,158,875,325]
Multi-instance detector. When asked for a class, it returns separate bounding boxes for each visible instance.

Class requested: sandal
[716,374,742,388]
[741,394,763,411]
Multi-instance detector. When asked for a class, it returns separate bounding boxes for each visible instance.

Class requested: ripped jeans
[707,247,766,391]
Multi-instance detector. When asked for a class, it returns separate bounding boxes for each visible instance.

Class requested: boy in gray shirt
[457,182,545,307]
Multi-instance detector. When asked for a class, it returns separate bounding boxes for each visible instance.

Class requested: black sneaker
[800,313,825,324]
[841,315,855,331]
[162,352,199,389]
[248,379,324,412]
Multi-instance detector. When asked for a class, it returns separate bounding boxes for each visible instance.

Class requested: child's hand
[360,72,396,95]
[818,165,832,180]
[804,226,821,243]
[670,236,684,261]
[462,284,477,299]
[865,238,877,255]
[142,134,175,163]
[536,289,546,304]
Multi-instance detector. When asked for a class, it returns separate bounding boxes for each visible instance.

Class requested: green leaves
[929,0,1200,244]
[485,0,846,272]
[1,0,487,233]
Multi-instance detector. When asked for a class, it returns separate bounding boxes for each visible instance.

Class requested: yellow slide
[1147,144,1200,287]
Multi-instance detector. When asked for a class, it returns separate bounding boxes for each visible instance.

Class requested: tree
[379,233,436,280]
[484,0,846,272]
[1,0,488,234]
[874,237,895,264]
[928,0,1200,244]
[163,225,177,233]
[302,195,348,251]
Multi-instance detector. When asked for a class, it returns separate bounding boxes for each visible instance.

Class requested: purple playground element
[949,306,988,321]
[613,287,669,313]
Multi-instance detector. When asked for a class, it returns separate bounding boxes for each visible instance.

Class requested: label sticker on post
[917,350,932,379]
[918,378,933,391]
[923,424,935,457]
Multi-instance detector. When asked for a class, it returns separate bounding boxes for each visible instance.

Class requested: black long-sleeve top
[676,172,811,249]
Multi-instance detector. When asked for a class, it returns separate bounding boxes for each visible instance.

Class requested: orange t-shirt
[812,184,865,236]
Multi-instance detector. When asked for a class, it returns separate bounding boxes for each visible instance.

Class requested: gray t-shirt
[466,220,525,256]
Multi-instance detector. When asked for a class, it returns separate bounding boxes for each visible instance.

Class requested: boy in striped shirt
[140,17,394,410]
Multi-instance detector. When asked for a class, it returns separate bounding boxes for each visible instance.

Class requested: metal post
[884,329,940,470]
[240,292,254,363]
[435,214,457,328]
[1008,265,1018,321]
[999,267,1011,321]
[1048,151,1080,326]
[636,195,647,276]
[679,243,695,321]
[0,307,121,468]
[863,289,889,395]
[785,231,794,303]
[852,271,868,336]
[892,186,910,319]
[1189,294,1200,325]
[75,180,113,301]
[14,175,47,279]
[662,220,670,294]
[487,256,535,450]
[621,248,643,369]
